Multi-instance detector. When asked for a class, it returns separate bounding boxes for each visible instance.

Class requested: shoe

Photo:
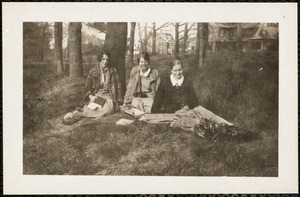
[62,111,83,125]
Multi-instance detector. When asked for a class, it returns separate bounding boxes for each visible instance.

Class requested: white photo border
[3,2,298,194]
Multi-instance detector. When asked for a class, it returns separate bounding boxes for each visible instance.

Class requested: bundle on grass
[169,106,250,142]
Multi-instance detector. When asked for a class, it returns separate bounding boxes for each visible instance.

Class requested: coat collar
[170,74,184,86]
[140,67,151,77]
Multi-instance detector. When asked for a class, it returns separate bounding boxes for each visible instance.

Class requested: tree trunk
[181,23,188,57]
[236,23,243,57]
[104,22,128,98]
[137,23,144,52]
[40,23,47,61]
[68,22,83,78]
[54,22,63,75]
[195,23,200,62]
[129,22,136,66]
[174,22,179,58]
[198,23,209,68]
[144,22,148,52]
[152,23,156,55]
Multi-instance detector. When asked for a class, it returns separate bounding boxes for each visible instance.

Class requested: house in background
[128,31,175,55]
[154,31,175,55]
[209,23,278,52]
[127,39,141,56]
[248,23,278,51]
[186,37,197,54]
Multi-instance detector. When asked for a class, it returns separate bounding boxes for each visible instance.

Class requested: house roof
[157,32,174,43]
[210,23,259,29]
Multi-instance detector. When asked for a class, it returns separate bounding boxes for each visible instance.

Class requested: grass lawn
[23,51,278,176]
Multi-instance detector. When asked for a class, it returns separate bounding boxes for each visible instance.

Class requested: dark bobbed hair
[170,58,183,70]
[137,52,150,64]
[97,50,111,62]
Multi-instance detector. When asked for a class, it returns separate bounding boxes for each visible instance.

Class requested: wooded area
[24,22,278,80]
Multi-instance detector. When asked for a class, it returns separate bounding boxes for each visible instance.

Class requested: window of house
[220,29,224,36]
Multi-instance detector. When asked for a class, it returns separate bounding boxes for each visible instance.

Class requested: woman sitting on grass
[63,50,123,124]
[80,50,123,117]
[123,52,160,113]
[151,58,198,113]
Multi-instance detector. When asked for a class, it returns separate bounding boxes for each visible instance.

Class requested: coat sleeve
[154,70,161,92]
[123,68,136,104]
[187,79,199,109]
[151,78,165,113]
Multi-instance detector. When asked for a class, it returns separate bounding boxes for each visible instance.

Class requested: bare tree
[39,22,48,61]
[54,22,63,75]
[195,23,200,61]
[236,23,243,57]
[68,22,83,78]
[180,23,196,57]
[129,22,136,65]
[144,22,148,51]
[137,23,145,52]
[172,22,187,58]
[174,22,179,58]
[24,22,52,61]
[104,22,128,98]
[197,23,209,68]
[152,23,156,55]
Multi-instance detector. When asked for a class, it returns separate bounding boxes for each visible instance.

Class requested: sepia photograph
[3,3,298,194]
[23,21,279,176]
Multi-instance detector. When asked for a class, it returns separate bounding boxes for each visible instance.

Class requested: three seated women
[78,51,197,118]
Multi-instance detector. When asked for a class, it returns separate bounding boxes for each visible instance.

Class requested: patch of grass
[24,52,278,176]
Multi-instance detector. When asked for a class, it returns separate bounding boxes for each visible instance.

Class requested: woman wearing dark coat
[151,59,198,113]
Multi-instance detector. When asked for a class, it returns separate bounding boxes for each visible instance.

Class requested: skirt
[131,93,154,113]
[82,91,114,117]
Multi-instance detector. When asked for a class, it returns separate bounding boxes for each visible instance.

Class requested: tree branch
[188,32,197,37]
[188,23,196,31]
[156,22,171,31]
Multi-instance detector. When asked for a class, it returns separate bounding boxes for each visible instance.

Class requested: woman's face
[139,57,149,71]
[100,54,109,68]
[171,64,183,80]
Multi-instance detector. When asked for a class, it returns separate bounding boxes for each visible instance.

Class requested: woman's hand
[182,105,190,111]
[89,95,97,102]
